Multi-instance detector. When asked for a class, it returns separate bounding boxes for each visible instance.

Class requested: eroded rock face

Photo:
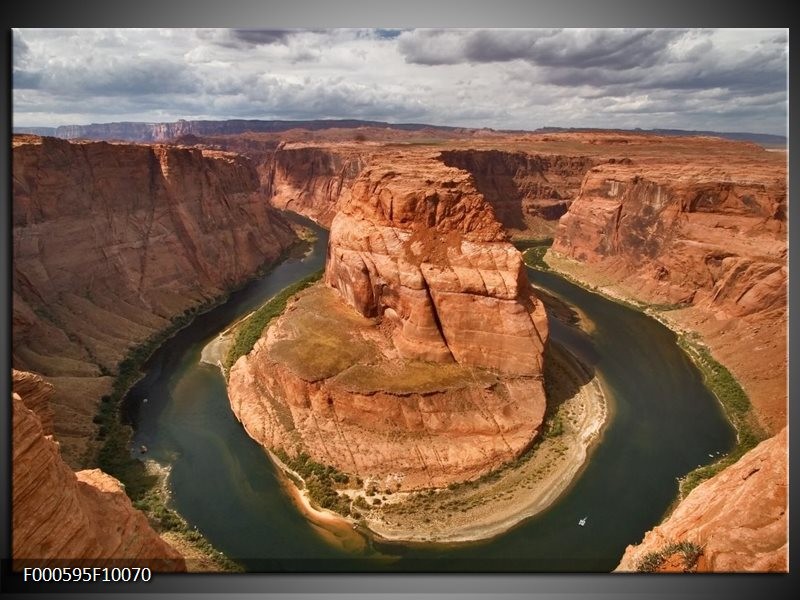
[545,140,787,574]
[616,428,788,572]
[12,372,185,570]
[229,153,548,489]
[550,158,787,433]
[12,135,296,466]
[266,145,369,227]
[552,163,786,318]
[439,150,596,237]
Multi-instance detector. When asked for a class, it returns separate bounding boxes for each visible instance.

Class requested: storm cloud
[12,28,787,135]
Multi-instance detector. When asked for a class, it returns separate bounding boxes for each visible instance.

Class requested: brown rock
[550,155,787,433]
[267,145,369,226]
[229,153,548,489]
[615,428,788,572]
[12,135,296,465]
[12,373,185,570]
[439,150,596,237]
[325,153,548,376]
[12,369,55,436]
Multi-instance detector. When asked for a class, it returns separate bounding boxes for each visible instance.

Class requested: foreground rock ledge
[229,153,549,490]
[12,370,186,570]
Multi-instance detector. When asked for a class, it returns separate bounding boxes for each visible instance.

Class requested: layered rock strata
[12,371,186,570]
[616,428,788,572]
[12,135,296,466]
[265,145,368,226]
[546,138,787,573]
[229,153,549,489]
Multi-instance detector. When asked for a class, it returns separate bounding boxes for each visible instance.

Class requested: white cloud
[12,27,788,135]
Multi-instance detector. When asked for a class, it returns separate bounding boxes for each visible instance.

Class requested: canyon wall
[53,119,469,142]
[228,152,549,489]
[550,157,787,433]
[439,150,595,238]
[616,428,788,572]
[545,137,787,573]
[12,135,297,466]
[265,145,369,226]
[12,370,186,570]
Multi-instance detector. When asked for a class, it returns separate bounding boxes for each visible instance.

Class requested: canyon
[10,126,787,572]
[616,427,788,572]
[11,134,297,568]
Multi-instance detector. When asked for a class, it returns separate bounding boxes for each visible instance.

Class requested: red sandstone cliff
[550,156,787,433]
[544,137,787,573]
[12,135,297,466]
[439,150,595,238]
[228,153,548,490]
[12,370,186,570]
[616,428,788,572]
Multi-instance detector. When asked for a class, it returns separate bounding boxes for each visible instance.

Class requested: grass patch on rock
[335,361,496,395]
[223,269,324,372]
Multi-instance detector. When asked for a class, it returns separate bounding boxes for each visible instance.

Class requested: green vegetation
[523,246,551,271]
[95,299,222,500]
[516,238,554,271]
[88,298,244,571]
[273,448,353,516]
[512,238,554,251]
[544,416,564,438]
[636,540,703,573]
[133,488,243,572]
[676,337,766,496]
[223,269,324,372]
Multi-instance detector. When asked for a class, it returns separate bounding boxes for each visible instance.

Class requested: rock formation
[12,370,186,570]
[543,134,787,573]
[616,428,788,572]
[228,152,548,489]
[52,118,470,142]
[12,135,296,466]
[439,150,595,238]
[549,150,787,433]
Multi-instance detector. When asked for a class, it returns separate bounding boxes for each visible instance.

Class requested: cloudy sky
[13,28,788,135]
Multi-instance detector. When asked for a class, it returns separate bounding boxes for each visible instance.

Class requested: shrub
[636,540,703,573]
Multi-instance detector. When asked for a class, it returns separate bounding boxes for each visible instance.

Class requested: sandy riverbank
[199,312,251,373]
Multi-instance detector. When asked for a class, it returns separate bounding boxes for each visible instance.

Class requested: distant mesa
[12,119,786,147]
